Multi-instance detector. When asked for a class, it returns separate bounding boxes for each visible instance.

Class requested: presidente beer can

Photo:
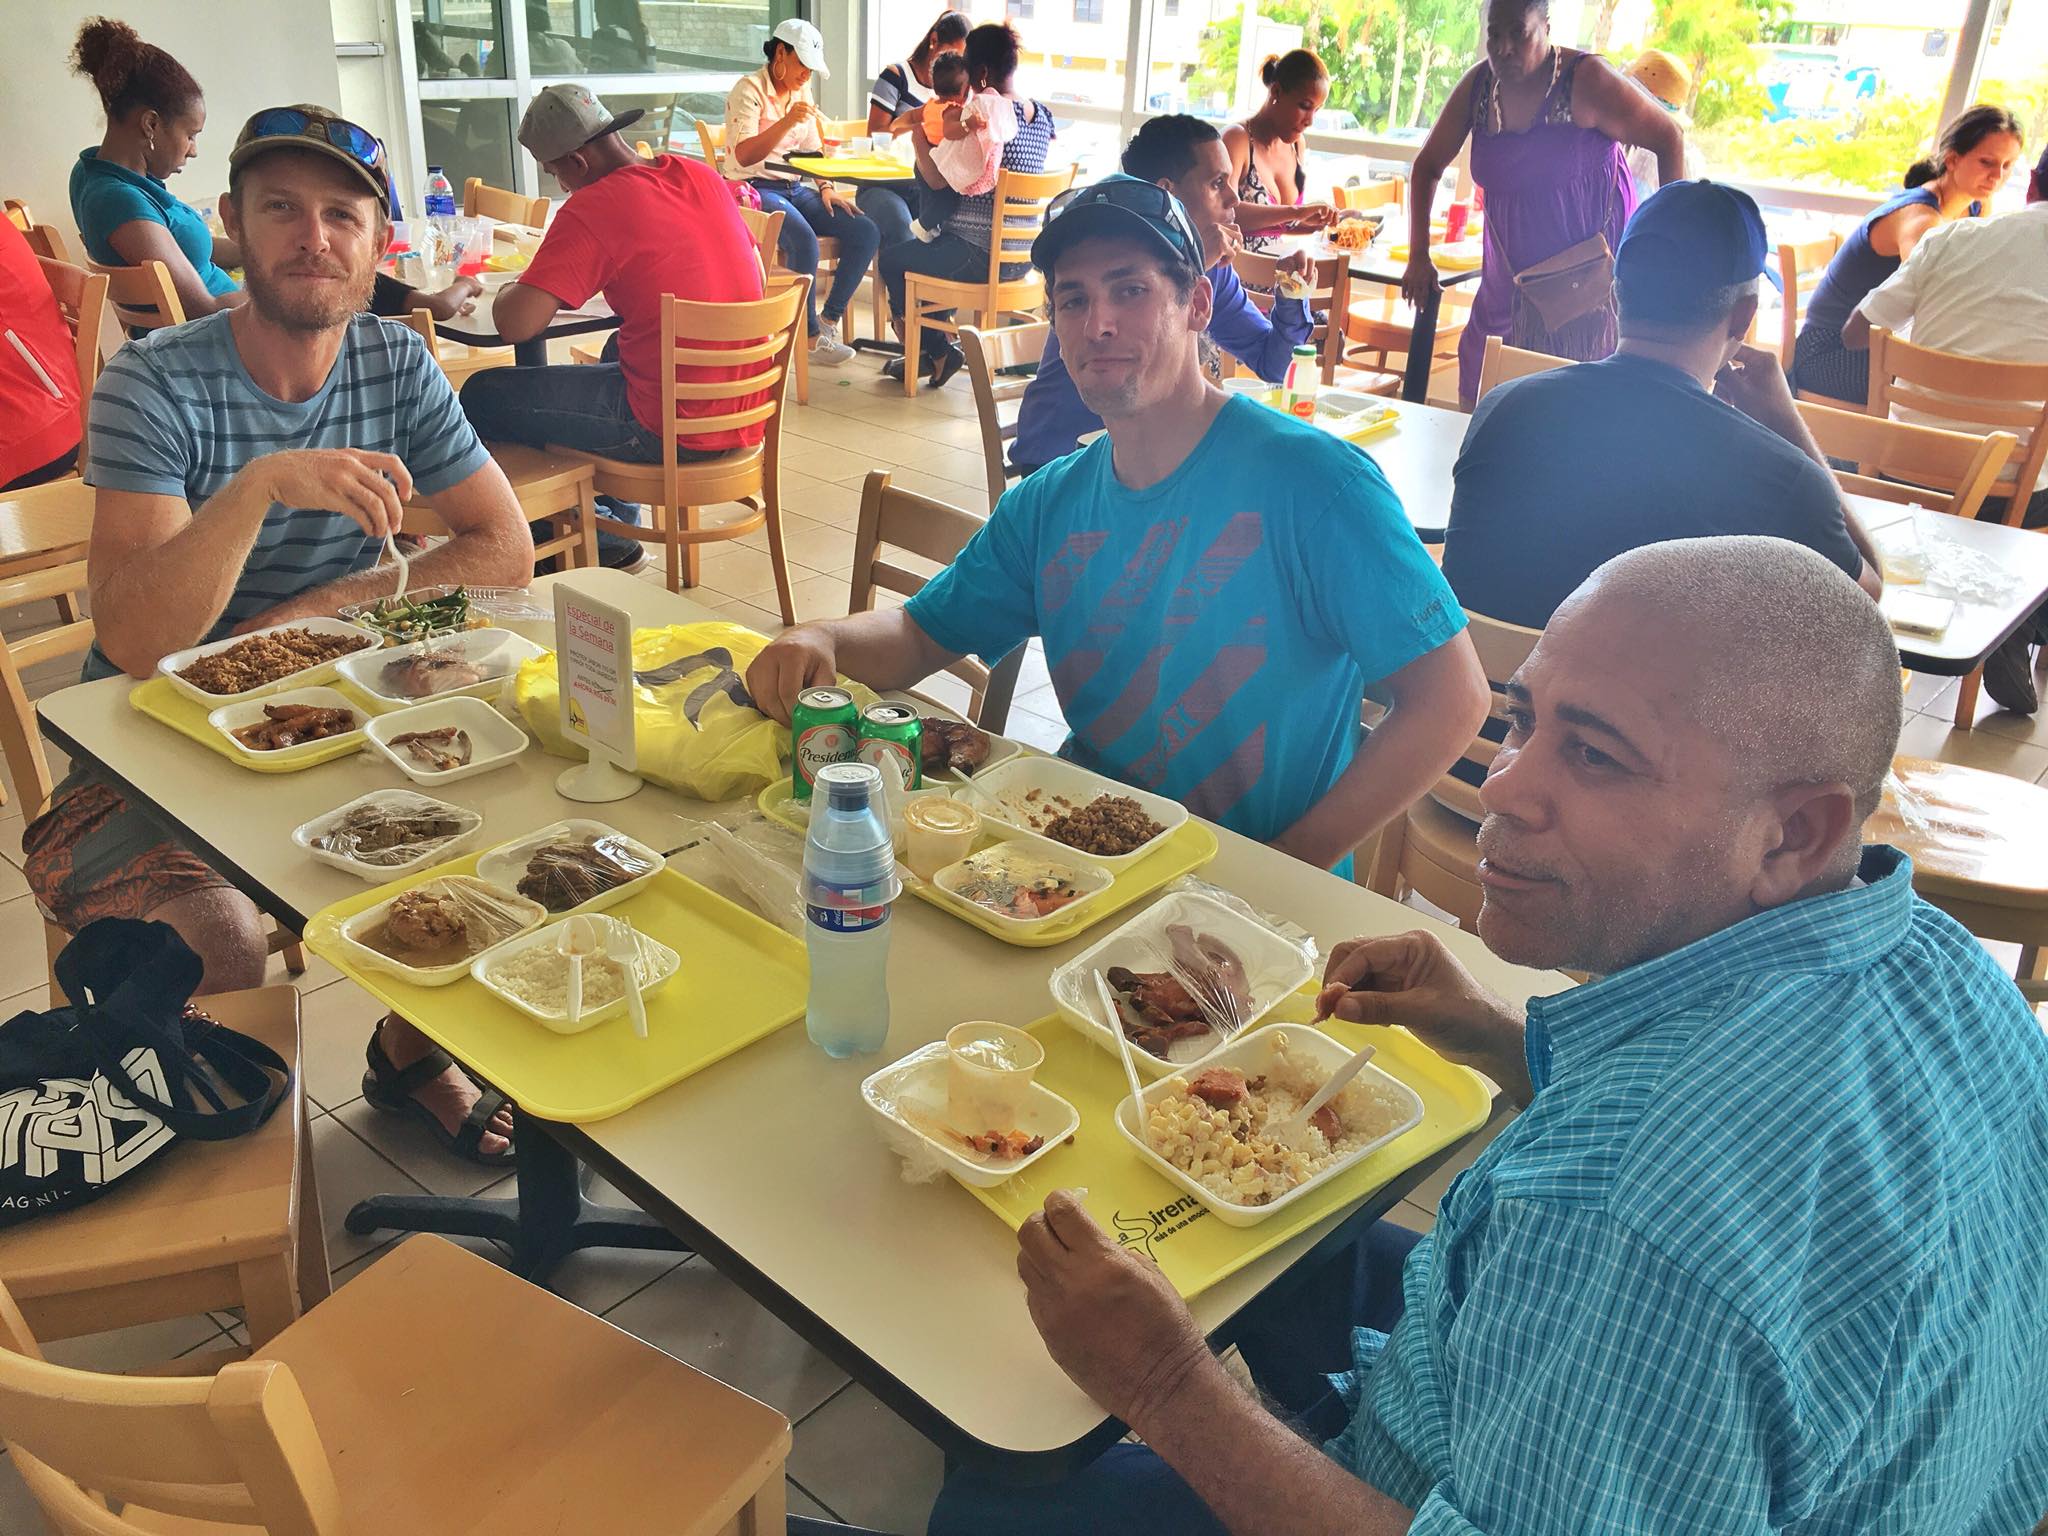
[856,702,923,791]
[792,686,859,800]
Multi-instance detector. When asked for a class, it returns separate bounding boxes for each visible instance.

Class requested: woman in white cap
[723,17,882,367]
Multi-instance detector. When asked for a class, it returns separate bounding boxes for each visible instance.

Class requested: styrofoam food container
[474,819,665,916]
[292,788,483,882]
[336,627,546,709]
[1319,389,1395,423]
[1049,891,1317,1080]
[472,917,680,1034]
[927,841,1113,935]
[365,695,529,785]
[205,686,367,766]
[954,755,1186,872]
[1113,1023,1425,1226]
[860,1040,1078,1188]
[159,617,379,706]
[336,875,545,987]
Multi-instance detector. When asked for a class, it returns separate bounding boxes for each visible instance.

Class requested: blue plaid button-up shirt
[1329,846,2048,1533]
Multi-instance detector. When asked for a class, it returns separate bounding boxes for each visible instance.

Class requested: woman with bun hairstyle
[68,16,243,321]
[1223,49,1337,250]
[1793,104,2024,404]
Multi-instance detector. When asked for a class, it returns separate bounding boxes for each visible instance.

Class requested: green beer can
[857,703,923,791]
[792,686,860,800]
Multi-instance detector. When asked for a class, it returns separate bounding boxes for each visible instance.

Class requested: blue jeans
[878,231,996,357]
[927,1220,1424,1535]
[752,181,881,336]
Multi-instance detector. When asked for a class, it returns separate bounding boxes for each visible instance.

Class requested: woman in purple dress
[1402,0,1683,406]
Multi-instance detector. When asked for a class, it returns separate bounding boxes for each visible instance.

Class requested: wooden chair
[91,258,186,334]
[851,470,1021,731]
[0,539,307,984]
[1342,277,1472,399]
[0,1233,792,1536]
[700,120,885,355]
[1866,758,2048,985]
[1867,327,2048,528]
[738,203,810,404]
[1474,334,1566,400]
[550,281,808,612]
[1231,247,1379,391]
[959,320,1048,509]
[3,199,27,232]
[903,164,1077,397]
[32,256,106,468]
[23,223,71,264]
[0,986,324,1356]
[460,175,548,230]
[1364,608,1543,924]
[1777,233,1842,386]
[1333,177,1403,212]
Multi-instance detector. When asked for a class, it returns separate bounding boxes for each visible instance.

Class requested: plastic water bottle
[803,762,898,1058]
[423,166,457,222]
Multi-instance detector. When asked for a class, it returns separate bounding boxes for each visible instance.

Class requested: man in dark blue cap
[1442,180,1882,628]
[747,174,1488,877]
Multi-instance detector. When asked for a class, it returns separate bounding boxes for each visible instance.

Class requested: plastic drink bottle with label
[1284,344,1320,421]
[422,166,457,271]
[803,762,898,1058]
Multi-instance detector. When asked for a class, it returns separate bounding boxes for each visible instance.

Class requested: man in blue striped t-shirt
[24,106,535,1167]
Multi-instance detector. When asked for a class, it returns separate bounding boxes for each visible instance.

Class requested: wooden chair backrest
[696,119,725,166]
[822,118,872,141]
[1230,248,1351,384]
[959,321,1049,510]
[32,256,106,455]
[0,1275,346,1536]
[398,306,438,349]
[849,469,1020,729]
[737,205,788,272]
[92,259,186,332]
[1795,400,2015,519]
[1430,609,1544,822]
[1475,335,1567,399]
[24,223,71,264]
[1333,177,1403,211]
[1867,327,2048,523]
[3,200,27,232]
[0,551,95,816]
[980,164,1078,290]
[1775,233,1841,364]
[461,177,547,230]
[655,279,808,506]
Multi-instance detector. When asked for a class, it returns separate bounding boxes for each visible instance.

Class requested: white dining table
[37,568,1569,1475]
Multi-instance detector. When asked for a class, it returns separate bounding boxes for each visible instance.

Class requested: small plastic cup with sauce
[904,796,981,882]
[945,1021,1045,1134]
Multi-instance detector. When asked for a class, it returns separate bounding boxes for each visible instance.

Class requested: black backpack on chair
[0,918,292,1228]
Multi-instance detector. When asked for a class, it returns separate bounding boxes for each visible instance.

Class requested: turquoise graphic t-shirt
[907,396,1463,868]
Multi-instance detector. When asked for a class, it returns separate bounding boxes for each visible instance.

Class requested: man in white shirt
[1847,144,2048,713]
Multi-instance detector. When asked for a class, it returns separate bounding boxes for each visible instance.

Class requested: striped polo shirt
[83,310,489,679]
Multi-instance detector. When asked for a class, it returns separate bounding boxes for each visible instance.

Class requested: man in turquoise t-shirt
[746,177,1487,871]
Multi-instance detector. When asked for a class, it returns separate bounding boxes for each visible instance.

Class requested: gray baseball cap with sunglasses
[1031,175,1206,281]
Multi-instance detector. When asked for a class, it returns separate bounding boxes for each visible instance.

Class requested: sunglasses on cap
[1047,177,1204,269]
[245,107,387,171]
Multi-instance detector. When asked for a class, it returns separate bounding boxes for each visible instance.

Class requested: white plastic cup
[849,135,874,156]
[945,1022,1044,1134]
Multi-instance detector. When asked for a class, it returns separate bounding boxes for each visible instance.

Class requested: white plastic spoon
[1272,1042,1377,1149]
[559,914,601,1029]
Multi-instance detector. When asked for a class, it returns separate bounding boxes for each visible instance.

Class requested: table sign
[552,584,643,802]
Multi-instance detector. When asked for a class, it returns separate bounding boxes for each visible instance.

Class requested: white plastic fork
[1093,968,1147,1133]
[1271,1042,1377,1149]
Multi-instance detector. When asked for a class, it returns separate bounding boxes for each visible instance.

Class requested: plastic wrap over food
[309,794,481,868]
[669,815,805,935]
[514,834,659,912]
[339,585,552,646]
[342,875,545,979]
[1163,875,1319,954]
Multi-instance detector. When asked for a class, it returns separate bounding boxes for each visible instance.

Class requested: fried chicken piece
[919,717,992,776]
[1104,965,1216,1057]
[383,889,469,952]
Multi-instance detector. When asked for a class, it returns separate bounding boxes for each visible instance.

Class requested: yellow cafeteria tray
[758,777,1221,947]
[959,991,1491,1300]
[786,153,916,180]
[305,858,809,1122]
[128,677,379,774]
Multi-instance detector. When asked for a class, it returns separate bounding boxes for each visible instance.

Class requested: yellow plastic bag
[512,622,877,802]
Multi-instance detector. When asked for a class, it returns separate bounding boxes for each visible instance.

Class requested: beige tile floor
[1,347,2044,1532]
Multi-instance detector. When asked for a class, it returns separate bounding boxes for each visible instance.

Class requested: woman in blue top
[1792,104,2022,403]
[68,18,242,323]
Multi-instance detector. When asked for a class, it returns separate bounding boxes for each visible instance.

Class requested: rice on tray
[1145,1034,1409,1207]
[486,944,655,1016]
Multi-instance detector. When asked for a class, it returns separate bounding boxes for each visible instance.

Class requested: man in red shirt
[0,217,84,490]
[459,85,767,565]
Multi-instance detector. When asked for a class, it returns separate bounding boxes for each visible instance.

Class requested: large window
[412,0,508,78]
[1977,0,2047,211]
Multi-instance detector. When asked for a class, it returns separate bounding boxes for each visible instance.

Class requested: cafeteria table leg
[1401,285,1441,404]
[343,1114,689,1288]
[512,336,548,369]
